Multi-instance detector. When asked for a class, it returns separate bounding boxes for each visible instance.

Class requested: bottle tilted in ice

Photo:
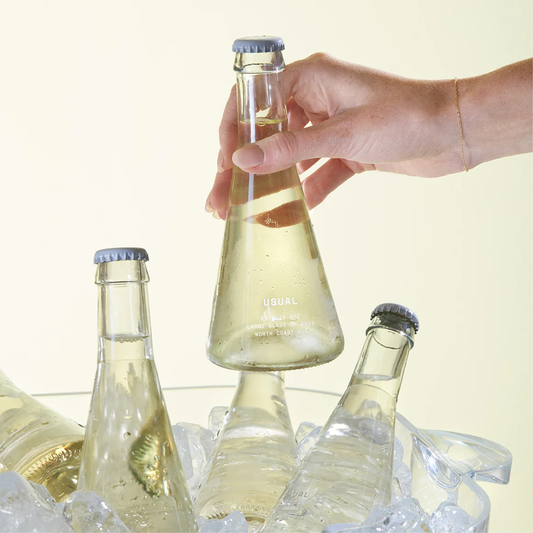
[207,36,344,372]
[77,248,197,533]
[0,370,84,502]
[195,371,297,527]
[262,303,419,532]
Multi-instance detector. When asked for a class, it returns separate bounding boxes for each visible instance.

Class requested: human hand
[205,54,531,217]
[205,53,461,217]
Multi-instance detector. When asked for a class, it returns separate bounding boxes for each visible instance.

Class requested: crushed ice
[0,415,477,532]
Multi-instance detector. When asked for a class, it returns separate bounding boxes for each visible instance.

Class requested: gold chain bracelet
[454,78,468,172]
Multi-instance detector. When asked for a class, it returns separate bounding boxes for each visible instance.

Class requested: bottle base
[206,351,341,372]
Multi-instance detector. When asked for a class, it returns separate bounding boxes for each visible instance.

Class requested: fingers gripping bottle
[207,36,344,371]
[195,371,297,528]
[77,248,197,533]
[0,370,84,502]
[262,303,419,532]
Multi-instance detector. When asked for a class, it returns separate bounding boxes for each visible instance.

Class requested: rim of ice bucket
[396,411,490,532]
[34,385,491,531]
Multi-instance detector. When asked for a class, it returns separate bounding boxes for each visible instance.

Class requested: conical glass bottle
[207,36,344,371]
[262,303,419,532]
[195,371,297,528]
[0,370,84,502]
[77,248,197,533]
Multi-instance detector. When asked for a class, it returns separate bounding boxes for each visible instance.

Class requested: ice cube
[393,436,404,463]
[352,498,430,533]
[383,498,429,532]
[0,471,72,532]
[209,406,229,435]
[173,422,216,498]
[429,501,475,533]
[361,504,389,527]
[295,425,322,464]
[322,523,368,532]
[62,490,130,532]
[354,417,393,446]
[198,510,248,532]
[295,421,317,444]
[354,399,384,420]
[173,423,194,480]
[391,460,413,500]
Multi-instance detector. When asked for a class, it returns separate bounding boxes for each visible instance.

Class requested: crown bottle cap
[370,303,419,332]
[93,248,149,264]
[232,36,285,53]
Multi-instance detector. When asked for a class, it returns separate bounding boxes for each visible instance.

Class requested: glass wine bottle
[0,369,84,502]
[77,248,197,532]
[262,303,419,532]
[195,371,297,529]
[207,36,344,371]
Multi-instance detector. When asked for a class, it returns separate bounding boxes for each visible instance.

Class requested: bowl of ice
[2,386,511,533]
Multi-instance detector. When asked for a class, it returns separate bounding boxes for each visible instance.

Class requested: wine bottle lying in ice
[0,369,84,502]
[262,303,419,532]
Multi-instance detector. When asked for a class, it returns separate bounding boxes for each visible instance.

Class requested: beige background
[0,0,531,531]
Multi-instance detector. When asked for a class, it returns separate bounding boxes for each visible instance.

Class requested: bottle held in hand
[207,36,344,371]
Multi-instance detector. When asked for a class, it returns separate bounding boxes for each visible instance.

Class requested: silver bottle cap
[371,303,419,332]
[232,36,285,53]
[94,247,149,264]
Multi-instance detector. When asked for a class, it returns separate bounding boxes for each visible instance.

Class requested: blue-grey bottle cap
[94,247,149,264]
[232,36,285,53]
[371,303,419,332]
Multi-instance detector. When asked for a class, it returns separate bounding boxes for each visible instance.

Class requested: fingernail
[205,197,213,213]
[213,210,221,220]
[217,150,224,173]
[233,144,264,169]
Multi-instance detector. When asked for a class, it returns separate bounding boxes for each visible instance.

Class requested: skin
[206,54,532,218]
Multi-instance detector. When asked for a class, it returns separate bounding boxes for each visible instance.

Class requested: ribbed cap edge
[94,247,149,264]
[232,36,285,53]
[370,303,419,332]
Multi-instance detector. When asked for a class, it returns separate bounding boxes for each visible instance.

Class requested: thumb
[232,117,354,174]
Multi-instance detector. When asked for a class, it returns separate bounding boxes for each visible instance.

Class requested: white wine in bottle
[195,371,297,528]
[207,36,344,372]
[0,370,84,502]
[263,304,419,532]
[77,248,197,533]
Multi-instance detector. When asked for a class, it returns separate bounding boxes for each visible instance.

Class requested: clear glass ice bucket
[35,386,512,532]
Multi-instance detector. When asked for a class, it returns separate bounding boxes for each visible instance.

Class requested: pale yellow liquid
[196,406,297,524]
[207,119,343,371]
[195,373,297,527]
[0,371,84,502]
[78,338,197,533]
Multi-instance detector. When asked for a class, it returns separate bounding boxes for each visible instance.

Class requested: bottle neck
[231,371,286,415]
[96,261,153,362]
[234,51,288,147]
[345,315,416,402]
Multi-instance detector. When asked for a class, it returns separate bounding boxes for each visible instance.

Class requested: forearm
[459,58,533,169]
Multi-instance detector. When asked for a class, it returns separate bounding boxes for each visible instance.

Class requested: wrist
[427,78,467,172]
[457,59,533,169]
